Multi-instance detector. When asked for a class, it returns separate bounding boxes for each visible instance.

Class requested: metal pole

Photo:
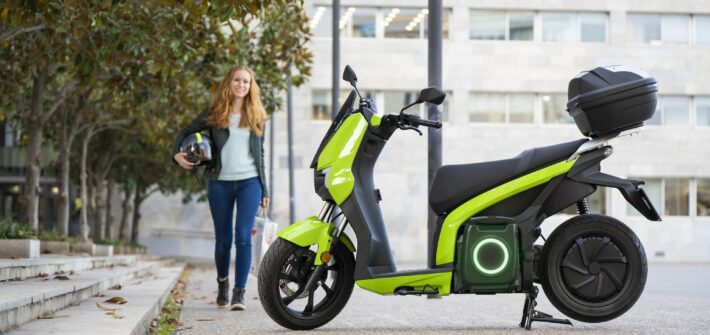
[268,112,274,219]
[427,0,443,270]
[287,79,295,224]
[332,0,340,119]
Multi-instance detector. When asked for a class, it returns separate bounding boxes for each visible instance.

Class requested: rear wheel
[540,214,647,323]
[258,238,355,330]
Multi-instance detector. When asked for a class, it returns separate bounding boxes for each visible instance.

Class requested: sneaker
[216,277,229,308]
[230,287,245,311]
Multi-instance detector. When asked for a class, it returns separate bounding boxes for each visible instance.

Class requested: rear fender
[571,171,661,221]
[278,216,356,265]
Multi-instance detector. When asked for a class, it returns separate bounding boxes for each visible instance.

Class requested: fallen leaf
[94,294,106,298]
[110,284,122,290]
[195,296,207,300]
[167,318,179,325]
[111,314,125,319]
[104,296,127,304]
[105,311,115,315]
[207,301,215,305]
[196,318,215,321]
[162,307,171,314]
[69,302,81,307]
[96,303,118,312]
[173,292,189,299]
[38,314,70,319]
[54,275,70,280]
[176,325,194,331]
[37,273,48,278]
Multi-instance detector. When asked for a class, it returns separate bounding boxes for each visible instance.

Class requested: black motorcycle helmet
[180,132,213,165]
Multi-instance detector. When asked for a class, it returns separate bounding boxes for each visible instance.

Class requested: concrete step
[0,261,163,333]
[6,264,185,335]
[0,255,140,282]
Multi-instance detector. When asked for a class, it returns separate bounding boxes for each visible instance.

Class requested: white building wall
[139,0,710,264]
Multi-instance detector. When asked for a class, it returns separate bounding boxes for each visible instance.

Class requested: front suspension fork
[304,202,349,292]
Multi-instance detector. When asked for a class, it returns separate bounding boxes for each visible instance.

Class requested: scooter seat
[429,139,588,215]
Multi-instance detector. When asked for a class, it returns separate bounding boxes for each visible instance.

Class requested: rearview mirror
[343,65,358,88]
[417,87,446,105]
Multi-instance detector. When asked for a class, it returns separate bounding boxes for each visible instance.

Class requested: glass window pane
[580,13,606,42]
[349,7,376,38]
[665,178,689,216]
[469,93,506,123]
[509,94,534,123]
[663,96,689,126]
[384,8,422,39]
[696,15,710,45]
[470,10,505,40]
[509,12,534,41]
[383,91,418,114]
[561,188,606,215]
[312,90,330,120]
[627,14,661,44]
[542,12,576,42]
[696,97,710,126]
[308,6,332,37]
[646,99,662,125]
[662,15,689,44]
[628,179,662,216]
[543,94,574,124]
[698,179,710,216]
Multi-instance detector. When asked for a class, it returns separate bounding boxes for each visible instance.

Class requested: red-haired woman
[173,66,269,311]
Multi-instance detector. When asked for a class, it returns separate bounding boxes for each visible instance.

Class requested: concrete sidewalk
[177,263,710,334]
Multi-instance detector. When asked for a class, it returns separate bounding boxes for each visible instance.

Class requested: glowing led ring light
[472,238,509,275]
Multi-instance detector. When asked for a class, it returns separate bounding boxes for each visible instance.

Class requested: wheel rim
[276,246,344,319]
[560,235,629,303]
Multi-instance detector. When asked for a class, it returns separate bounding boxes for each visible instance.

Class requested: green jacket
[172,110,268,197]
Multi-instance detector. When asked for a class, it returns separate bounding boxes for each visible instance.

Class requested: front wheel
[258,238,355,330]
[540,214,647,323]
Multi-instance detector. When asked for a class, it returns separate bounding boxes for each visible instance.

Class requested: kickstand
[519,286,573,330]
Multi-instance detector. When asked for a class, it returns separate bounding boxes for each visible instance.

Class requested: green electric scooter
[258,65,661,330]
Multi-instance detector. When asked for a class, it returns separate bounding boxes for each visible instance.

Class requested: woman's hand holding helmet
[174,152,195,170]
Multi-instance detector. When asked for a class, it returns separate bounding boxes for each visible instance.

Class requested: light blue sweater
[218,115,258,181]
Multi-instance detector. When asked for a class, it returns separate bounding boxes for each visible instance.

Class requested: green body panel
[435,158,578,266]
[370,114,382,126]
[277,216,355,265]
[356,272,453,296]
[316,113,369,204]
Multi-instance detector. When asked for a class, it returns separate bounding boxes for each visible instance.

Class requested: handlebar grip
[417,118,442,129]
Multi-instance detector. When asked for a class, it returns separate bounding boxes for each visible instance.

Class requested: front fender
[278,216,356,265]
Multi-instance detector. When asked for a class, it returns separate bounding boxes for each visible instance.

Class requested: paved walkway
[178,263,710,335]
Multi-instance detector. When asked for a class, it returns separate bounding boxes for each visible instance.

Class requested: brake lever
[401,125,423,136]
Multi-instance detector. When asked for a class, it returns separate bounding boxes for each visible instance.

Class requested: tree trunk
[105,178,115,239]
[79,126,94,242]
[57,133,71,235]
[119,186,134,242]
[131,189,142,244]
[21,67,47,230]
[93,179,107,241]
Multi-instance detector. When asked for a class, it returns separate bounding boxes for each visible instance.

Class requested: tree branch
[0,24,47,43]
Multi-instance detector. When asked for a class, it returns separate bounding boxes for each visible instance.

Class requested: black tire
[258,238,355,330]
[540,214,647,323]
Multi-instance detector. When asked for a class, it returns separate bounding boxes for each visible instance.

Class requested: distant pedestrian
[172,65,269,311]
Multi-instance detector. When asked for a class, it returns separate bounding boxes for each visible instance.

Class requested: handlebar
[416,117,442,129]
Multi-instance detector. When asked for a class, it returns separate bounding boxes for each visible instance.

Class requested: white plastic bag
[250,210,279,276]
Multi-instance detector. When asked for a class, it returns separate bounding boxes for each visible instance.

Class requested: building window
[541,12,607,42]
[697,179,710,217]
[627,13,691,45]
[470,10,534,41]
[308,6,332,37]
[662,15,690,44]
[383,91,419,114]
[662,96,690,126]
[628,178,662,216]
[341,7,376,38]
[665,178,689,216]
[542,94,574,124]
[383,7,450,39]
[311,90,331,121]
[696,15,710,45]
[469,93,533,123]
[696,97,710,127]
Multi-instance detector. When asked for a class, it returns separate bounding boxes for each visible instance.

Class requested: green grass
[154,297,181,335]
[0,216,37,239]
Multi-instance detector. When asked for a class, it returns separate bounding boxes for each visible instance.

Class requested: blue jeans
[207,177,262,289]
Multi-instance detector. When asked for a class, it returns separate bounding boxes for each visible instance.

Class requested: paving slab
[7,265,184,335]
[0,261,159,332]
[0,255,139,282]
[178,263,710,335]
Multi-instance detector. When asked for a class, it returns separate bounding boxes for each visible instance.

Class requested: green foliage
[154,296,181,335]
[38,229,69,241]
[0,216,37,239]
